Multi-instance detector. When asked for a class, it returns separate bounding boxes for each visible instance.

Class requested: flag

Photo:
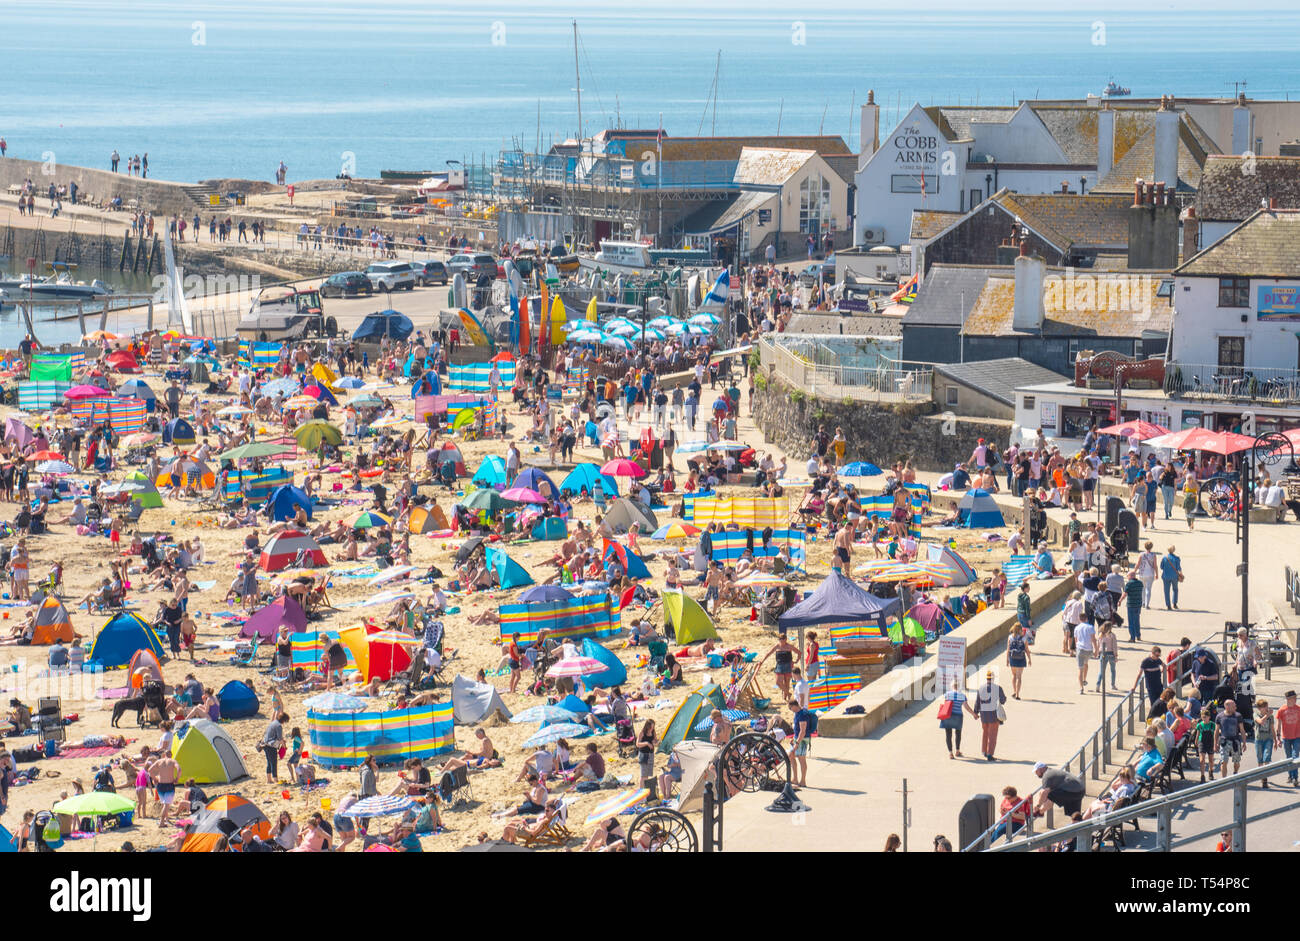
[920,170,926,198]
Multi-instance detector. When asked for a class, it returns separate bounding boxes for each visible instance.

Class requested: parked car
[798,261,835,287]
[411,260,449,286]
[320,271,374,298]
[447,252,497,282]
[364,261,417,293]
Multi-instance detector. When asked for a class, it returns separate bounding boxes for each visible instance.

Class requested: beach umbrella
[370,414,409,429]
[567,330,603,343]
[667,322,709,336]
[652,522,701,540]
[29,449,63,462]
[292,421,342,450]
[603,317,639,331]
[369,565,416,586]
[600,334,635,351]
[53,791,136,816]
[219,441,284,461]
[365,630,420,680]
[501,486,546,504]
[303,691,366,713]
[365,844,396,852]
[907,561,961,586]
[285,395,318,410]
[216,405,252,418]
[546,656,607,678]
[260,378,300,398]
[600,458,646,478]
[518,584,575,603]
[510,704,581,725]
[82,330,118,343]
[338,795,416,818]
[604,322,637,336]
[36,460,75,475]
[840,461,884,477]
[735,571,789,587]
[647,316,673,329]
[336,377,365,389]
[1096,420,1169,441]
[1143,427,1254,455]
[359,588,415,607]
[121,432,159,449]
[637,326,668,342]
[692,709,751,732]
[353,511,393,529]
[459,488,511,514]
[689,312,722,326]
[521,723,591,749]
[351,394,386,408]
[583,788,650,826]
[65,384,110,400]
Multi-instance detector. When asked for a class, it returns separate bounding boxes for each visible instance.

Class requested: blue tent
[512,467,559,498]
[779,571,900,631]
[604,543,651,580]
[303,383,338,406]
[352,309,413,341]
[216,680,260,719]
[117,379,157,412]
[411,370,441,397]
[0,823,15,852]
[88,611,166,669]
[531,517,567,541]
[556,693,590,714]
[561,462,618,498]
[162,417,196,446]
[265,484,313,522]
[472,456,507,488]
[485,545,534,589]
[957,489,1005,528]
[840,461,883,477]
[581,638,627,687]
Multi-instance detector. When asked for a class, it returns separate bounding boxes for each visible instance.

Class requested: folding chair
[438,765,473,807]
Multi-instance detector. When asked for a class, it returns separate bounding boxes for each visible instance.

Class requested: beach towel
[52,746,121,760]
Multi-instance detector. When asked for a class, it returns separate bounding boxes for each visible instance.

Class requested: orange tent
[180,794,270,852]
[31,597,75,645]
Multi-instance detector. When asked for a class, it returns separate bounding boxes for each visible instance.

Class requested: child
[1194,705,1218,783]
[988,568,1006,608]
[287,727,303,782]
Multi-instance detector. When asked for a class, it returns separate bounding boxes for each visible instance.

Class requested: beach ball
[281,790,291,800]
[170,520,176,526]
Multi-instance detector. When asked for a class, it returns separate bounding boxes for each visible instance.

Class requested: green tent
[663,590,719,645]
[124,472,163,509]
[659,683,726,754]
[887,616,926,644]
[458,488,511,516]
[31,354,72,382]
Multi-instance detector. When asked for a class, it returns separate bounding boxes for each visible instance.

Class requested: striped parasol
[546,656,607,678]
[735,571,788,587]
[338,795,416,818]
[369,564,416,586]
[521,722,591,749]
[583,788,650,826]
[370,414,409,428]
[510,704,581,725]
[651,523,701,540]
[352,510,393,529]
[692,708,752,732]
[285,395,318,410]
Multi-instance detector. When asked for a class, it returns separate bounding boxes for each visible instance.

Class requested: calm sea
[3,0,1299,184]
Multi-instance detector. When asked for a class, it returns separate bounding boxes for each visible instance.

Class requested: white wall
[1171,276,1300,370]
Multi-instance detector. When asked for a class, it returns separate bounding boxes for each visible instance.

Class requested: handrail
[988,757,1300,852]
[962,629,1217,852]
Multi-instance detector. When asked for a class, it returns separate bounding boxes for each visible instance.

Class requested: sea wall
[752,376,1012,473]
[0,157,201,215]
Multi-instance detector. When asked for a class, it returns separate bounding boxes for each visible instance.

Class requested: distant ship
[1103,80,1131,97]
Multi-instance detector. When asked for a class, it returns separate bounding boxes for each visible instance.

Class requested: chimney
[1097,102,1115,181]
[1154,94,1179,195]
[1128,177,1155,268]
[1181,205,1199,261]
[858,89,880,171]
[1232,93,1253,155]
[1269,197,1278,210]
[1060,180,1070,194]
[1013,242,1046,332]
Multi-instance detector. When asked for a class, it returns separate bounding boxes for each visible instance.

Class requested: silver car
[365,261,417,292]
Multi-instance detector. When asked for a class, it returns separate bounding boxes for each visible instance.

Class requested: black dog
[111,695,146,728]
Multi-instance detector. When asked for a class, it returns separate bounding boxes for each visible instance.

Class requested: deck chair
[35,697,65,743]
[230,637,260,666]
[518,807,574,848]
[438,765,473,807]
[1090,795,1138,851]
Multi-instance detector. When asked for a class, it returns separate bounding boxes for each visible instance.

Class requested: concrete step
[180,183,221,209]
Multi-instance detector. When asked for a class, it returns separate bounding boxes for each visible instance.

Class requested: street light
[1237,430,1300,680]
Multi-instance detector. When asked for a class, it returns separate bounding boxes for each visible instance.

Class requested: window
[1022,395,1036,411]
[1068,339,1082,363]
[969,189,982,207]
[1156,279,1174,298]
[890,174,938,195]
[945,386,959,407]
[1218,277,1249,307]
[799,171,832,235]
[1217,336,1245,373]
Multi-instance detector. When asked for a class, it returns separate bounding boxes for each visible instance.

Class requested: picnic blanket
[53,746,120,760]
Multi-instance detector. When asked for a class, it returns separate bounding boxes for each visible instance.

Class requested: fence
[758,335,932,403]
[1164,361,1300,405]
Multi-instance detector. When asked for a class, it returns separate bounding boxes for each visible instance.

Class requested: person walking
[1073,617,1097,694]
[1062,589,1083,654]
[1159,546,1183,610]
[1015,581,1034,644]
[1158,462,1177,520]
[938,678,966,758]
[968,670,1007,761]
[1095,621,1119,692]
[1275,690,1300,788]
[259,712,288,784]
[1134,646,1166,710]
[1006,624,1031,699]
[1123,569,1144,642]
[1254,699,1275,788]
[1135,541,1158,608]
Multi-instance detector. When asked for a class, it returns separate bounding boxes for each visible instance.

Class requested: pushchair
[614,717,637,758]
[439,460,458,490]
[141,681,167,728]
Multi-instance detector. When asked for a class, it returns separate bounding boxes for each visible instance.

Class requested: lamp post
[1238,430,1300,679]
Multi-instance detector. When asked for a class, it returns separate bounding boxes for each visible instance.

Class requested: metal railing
[1164,362,1300,405]
[963,633,1214,852]
[1287,566,1300,616]
[989,757,1299,852]
[758,336,932,403]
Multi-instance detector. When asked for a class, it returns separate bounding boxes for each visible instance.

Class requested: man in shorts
[152,752,181,827]
[833,521,854,572]
[703,562,723,614]
[1215,699,1245,777]
[789,699,817,787]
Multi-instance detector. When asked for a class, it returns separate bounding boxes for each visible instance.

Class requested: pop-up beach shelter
[561,463,618,497]
[602,540,651,580]
[180,794,268,852]
[265,484,313,522]
[512,467,559,499]
[957,489,1005,528]
[409,504,450,533]
[659,683,726,754]
[124,471,164,508]
[162,417,196,446]
[472,455,508,488]
[451,674,513,724]
[485,545,534,589]
[580,638,627,687]
[604,497,657,534]
[241,594,307,641]
[171,719,248,784]
[127,648,165,688]
[89,611,165,669]
[260,529,327,572]
[31,597,75,645]
[216,680,260,719]
[662,590,719,644]
[926,543,976,586]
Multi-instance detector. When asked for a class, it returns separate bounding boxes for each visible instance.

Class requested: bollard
[702,781,715,853]
[1157,807,1172,851]
[1232,784,1247,852]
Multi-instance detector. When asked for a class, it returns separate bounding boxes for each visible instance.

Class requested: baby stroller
[614,717,637,759]
[439,460,458,490]
[141,681,167,728]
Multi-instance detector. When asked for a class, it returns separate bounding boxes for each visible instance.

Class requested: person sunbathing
[578,815,626,852]
[501,799,565,844]
[448,729,500,769]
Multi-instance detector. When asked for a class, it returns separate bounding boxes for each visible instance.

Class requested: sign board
[208,194,220,206]
[936,636,967,695]
[619,165,634,182]
[758,208,771,224]
[1257,284,1300,321]
[1039,401,1058,429]
[838,297,873,313]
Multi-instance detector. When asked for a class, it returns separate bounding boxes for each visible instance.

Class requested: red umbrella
[1144,427,1255,455]
[29,450,64,462]
[600,458,646,478]
[365,631,417,682]
[1096,420,1168,441]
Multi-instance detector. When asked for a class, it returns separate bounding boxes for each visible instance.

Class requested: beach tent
[659,683,726,754]
[353,309,414,342]
[122,471,164,508]
[171,720,248,784]
[311,362,341,393]
[116,379,157,412]
[157,455,215,489]
[30,597,75,645]
[409,504,450,534]
[485,545,534,589]
[512,467,559,499]
[216,680,260,719]
[580,638,627,687]
[561,462,618,498]
[260,529,327,572]
[105,350,140,373]
[3,416,34,449]
[89,611,164,669]
[662,590,719,644]
[303,383,339,406]
[925,543,976,586]
[435,442,467,476]
[779,571,901,631]
[127,648,164,687]
[472,456,507,488]
[241,594,307,641]
[162,417,196,446]
[265,484,313,522]
[450,673,513,724]
[603,540,651,580]
[0,823,16,853]
[956,489,1005,528]
[531,517,567,541]
[180,794,269,852]
[603,497,658,535]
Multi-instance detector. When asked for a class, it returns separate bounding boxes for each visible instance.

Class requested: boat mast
[573,20,583,145]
